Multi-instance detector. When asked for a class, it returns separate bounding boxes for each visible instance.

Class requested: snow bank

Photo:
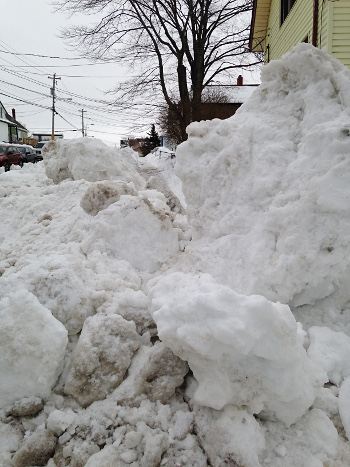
[149,272,326,425]
[43,137,145,188]
[0,290,67,409]
[2,44,350,466]
[176,44,350,307]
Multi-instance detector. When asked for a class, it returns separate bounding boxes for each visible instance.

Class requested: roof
[0,117,11,125]
[5,111,28,131]
[0,100,28,131]
[225,85,259,103]
[249,0,272,52]
[207,85,260,104]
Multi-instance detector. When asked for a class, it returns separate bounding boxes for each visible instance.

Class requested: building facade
[0,101,28,143]
[250,0,350,69]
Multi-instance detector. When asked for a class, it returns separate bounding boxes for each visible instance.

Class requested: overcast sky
[1,0,261,147]
[1,0,146,145]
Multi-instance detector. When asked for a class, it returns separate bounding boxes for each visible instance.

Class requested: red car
[0,144,24,172]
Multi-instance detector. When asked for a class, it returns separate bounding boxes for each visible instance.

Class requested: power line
[1,63,118,68]
[0,91,51,110]
[0,79,50,99]
[0,42,156,137]
[0,49,88,60]
[56,111,79,130]
[0,40,52,76]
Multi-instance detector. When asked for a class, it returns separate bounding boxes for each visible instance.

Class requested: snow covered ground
[1,44,350,466]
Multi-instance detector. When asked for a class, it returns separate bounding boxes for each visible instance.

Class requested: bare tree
[56,0,260,141]
[158,86,229,146]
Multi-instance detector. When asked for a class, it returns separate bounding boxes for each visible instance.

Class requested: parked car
[0,144,24,171]
[17,145,38,164]
[34,141,47,156]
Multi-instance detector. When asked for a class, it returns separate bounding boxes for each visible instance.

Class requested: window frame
[281,0,297,25]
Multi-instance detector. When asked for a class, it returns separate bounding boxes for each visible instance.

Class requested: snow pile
[1,44,350,466]
[176,43,350,308]
[149,272,327,425]
[43,137,145,188]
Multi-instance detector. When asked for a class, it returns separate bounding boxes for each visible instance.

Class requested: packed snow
[1,43,350,466]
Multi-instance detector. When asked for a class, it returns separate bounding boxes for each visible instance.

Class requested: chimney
[237,75,243,86]
[12,108,16,120]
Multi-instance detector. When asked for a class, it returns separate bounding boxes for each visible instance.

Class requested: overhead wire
[0,40,53,76]
[0,49,88,60]
[0,42,155,136]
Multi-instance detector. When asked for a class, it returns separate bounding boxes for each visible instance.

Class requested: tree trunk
[177,63,192,139]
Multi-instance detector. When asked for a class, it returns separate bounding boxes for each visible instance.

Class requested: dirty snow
[1,44,350,466]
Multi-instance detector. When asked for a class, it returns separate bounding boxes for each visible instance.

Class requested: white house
[0,101,28,143]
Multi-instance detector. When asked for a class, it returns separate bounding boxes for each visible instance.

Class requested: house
[249,0,350,68]
[0,101,28,143]
[203,77,259,120]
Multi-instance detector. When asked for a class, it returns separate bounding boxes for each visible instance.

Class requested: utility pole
[81,109,86,137]
[48,73,61,140]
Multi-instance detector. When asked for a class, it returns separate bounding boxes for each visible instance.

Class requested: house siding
[319,0,329,50]
[263,0,350,68]
[331,0,350,67]
[265,0,315,62]
[0,121,8,142]
[251,0,350,69]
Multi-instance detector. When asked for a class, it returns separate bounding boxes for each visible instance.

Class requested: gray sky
[1,0,144,145]
[1,0,261,146]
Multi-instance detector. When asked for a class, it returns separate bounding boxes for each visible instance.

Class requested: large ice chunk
[80,180,138,216]
[64,314,140,407]
[0,290,68,409]
[0,253,95,335]
[149,272,327,425]
[80,193,180,273]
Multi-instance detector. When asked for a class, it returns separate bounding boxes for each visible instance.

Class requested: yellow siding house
[249,0,350,69]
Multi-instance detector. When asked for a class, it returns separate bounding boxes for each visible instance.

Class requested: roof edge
[249,0,258,51]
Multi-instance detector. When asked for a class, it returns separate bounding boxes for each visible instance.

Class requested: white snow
[148,272,327,426]
[339,378,350,441]
[307,326,350,385]
[0,290,68,409]
[175,44,350,308]
[43,137,145,188]
[1,43,350,466]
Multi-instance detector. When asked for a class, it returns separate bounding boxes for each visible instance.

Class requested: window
[281,0,296,24]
